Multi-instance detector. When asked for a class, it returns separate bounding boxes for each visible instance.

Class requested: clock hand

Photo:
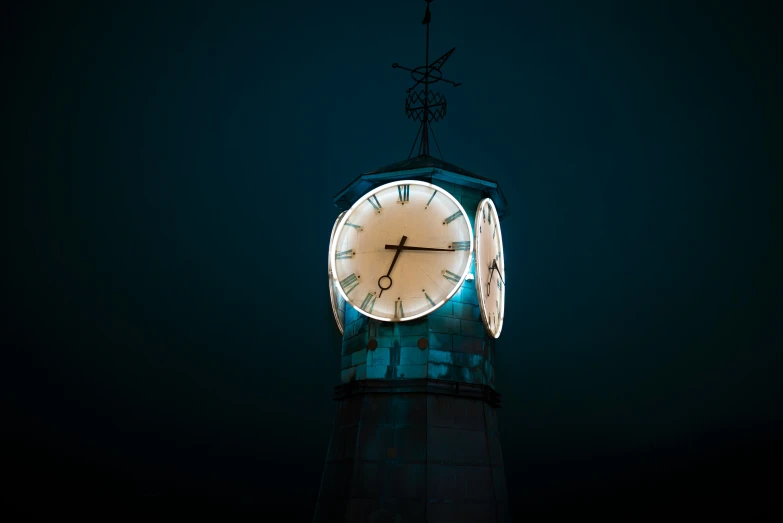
[384,244,455,252]
[486,260,505,297]
[378,235,407,298]
[491,259,505,285]
[486,266,494,297]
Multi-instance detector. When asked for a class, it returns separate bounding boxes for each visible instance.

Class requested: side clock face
[330,180,473,322]
[327,211,347,334]
[474,198,506,337]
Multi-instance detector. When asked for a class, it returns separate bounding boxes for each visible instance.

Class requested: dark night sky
[3,0,781,519]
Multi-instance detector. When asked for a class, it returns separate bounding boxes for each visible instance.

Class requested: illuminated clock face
[330,180,473,322]
[474,198,505,337]
[327,211,347,334]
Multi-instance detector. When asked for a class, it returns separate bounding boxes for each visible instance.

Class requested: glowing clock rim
[329,179,474,323]
[328,211,347,334]
[474,197,505,338]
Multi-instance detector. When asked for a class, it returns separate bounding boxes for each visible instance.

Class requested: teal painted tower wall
[337,182,497,389]
[315,161,511,522]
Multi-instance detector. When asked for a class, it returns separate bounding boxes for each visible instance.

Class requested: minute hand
[384,245,456,252]
[490,260,506,285]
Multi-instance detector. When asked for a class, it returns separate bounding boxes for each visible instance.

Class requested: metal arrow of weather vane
[392,0,461,159]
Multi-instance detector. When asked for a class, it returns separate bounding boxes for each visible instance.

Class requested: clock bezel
[327,211,347,334]
[474,197,506,338]
[330,179,474,323]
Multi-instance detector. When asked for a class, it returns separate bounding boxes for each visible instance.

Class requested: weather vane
[392,0,461,159]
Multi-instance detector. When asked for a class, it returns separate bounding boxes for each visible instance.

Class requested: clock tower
[315,3,511,522]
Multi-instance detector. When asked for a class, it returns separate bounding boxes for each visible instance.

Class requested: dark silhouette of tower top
[392,0,461,160]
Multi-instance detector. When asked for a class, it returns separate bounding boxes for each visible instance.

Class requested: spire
[392,0,462,160]
[421,0,431,24]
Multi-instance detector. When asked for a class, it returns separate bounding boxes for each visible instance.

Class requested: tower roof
[333,154,509,220]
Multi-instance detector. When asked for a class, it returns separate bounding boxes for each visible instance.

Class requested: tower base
[313,379,511,523]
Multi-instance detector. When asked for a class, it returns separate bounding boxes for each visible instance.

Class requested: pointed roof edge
[362,155,494,181]
[333,155,509,220]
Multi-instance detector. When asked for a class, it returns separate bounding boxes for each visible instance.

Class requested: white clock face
[327,211,347,334]
[474,198,505,337]
[330,180,473,322]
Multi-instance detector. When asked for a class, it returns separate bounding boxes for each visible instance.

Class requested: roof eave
[333,166,509,220]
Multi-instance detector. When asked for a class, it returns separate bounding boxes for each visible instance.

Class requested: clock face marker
[444,210,463,224]
[426,190,437,208]
[368,195,382,211]
[394,300,404,318]
[345,222,363,231]
[340,273,360,294]
[397,184,410,203]
[442,269,461,283]
[424,291,436,307]
[452,241,471,251]
[336,249,354,260]
[360,292,377,313]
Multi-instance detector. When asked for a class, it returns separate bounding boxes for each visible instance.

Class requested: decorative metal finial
[392,0,461,160]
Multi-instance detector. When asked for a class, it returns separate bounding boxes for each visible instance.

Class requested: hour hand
[490,259,505,285]
[384,244,455,252]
